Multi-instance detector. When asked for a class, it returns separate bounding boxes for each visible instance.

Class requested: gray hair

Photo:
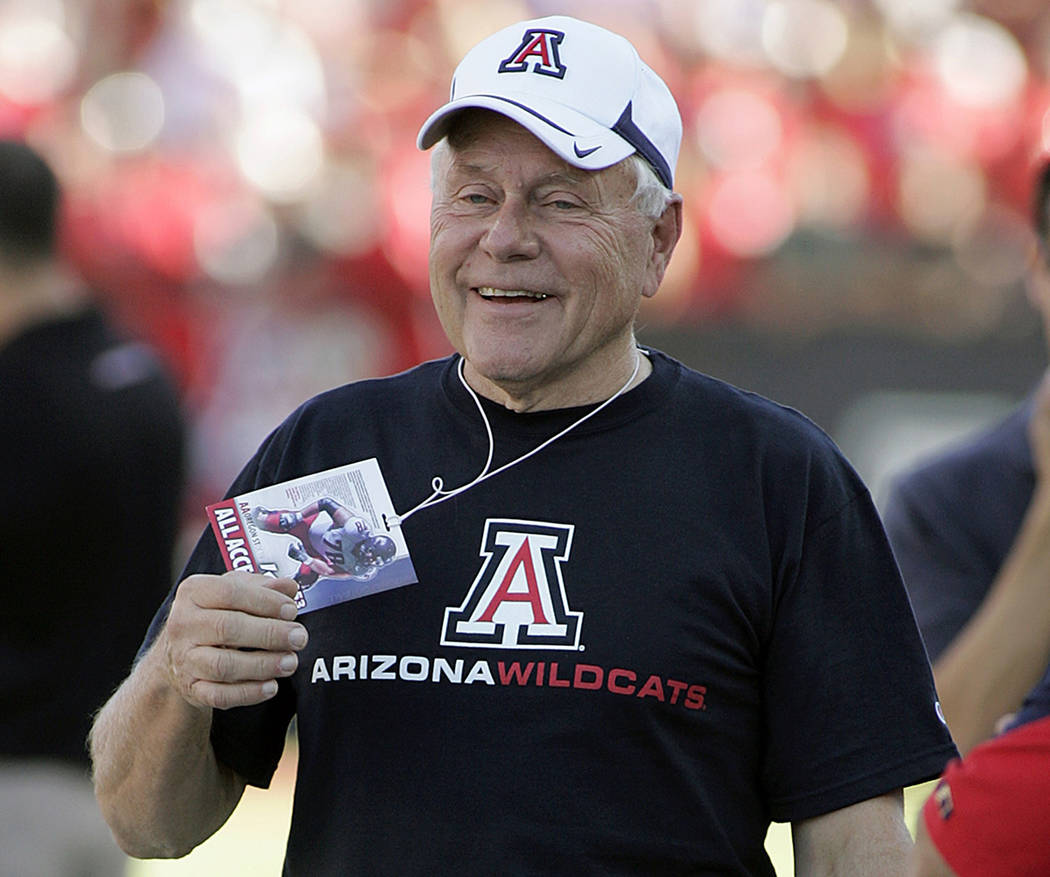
[429,139,674,220]
[625,153,674,219]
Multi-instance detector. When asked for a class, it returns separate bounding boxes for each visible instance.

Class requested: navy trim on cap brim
[417,94,668,186]
[611,103,672,189]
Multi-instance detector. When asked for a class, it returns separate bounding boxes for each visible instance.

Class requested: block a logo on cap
[497,28,566,79]
[416,15,683,190]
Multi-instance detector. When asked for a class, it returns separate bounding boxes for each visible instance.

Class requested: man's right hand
[160,571,308,711]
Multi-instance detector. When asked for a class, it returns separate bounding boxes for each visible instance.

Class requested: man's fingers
[179,571,300,618]
[169,571,308,651]
[261,574,302,603]
[182,643,300,686]
[161,571,309,710]
[165,638,303,710]
[187,677,284,711]
[207,607,307,652]
[167,598,306,654]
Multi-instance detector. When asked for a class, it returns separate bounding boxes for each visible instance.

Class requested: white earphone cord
[387,350,642,528]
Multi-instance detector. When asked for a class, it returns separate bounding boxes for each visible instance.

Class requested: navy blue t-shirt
[882,400,1035,663]
[150,350,956,876]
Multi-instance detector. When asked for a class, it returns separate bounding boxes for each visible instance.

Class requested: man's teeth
[478,287,549,300]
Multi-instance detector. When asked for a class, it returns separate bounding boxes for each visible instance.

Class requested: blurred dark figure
[883,159,1050,756]
[0,140,186,874]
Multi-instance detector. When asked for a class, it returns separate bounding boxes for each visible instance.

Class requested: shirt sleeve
[761,475,958,821]
[134,432,298,789]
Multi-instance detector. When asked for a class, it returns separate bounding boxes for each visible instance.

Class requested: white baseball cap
[417,16,682,189]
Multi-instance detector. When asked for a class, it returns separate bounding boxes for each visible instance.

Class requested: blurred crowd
[7,0,1050,525]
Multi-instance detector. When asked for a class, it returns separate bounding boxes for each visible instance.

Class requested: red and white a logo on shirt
[442,519,582,649]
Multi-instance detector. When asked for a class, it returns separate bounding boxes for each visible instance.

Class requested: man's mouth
[476,286,550,301]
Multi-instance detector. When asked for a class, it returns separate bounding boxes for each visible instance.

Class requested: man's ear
[642,195,683,300]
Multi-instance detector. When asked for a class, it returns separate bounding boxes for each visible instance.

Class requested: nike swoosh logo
[573,143,601,158]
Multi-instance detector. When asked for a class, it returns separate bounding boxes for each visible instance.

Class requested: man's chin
[463,345,548,386]
[460,352,555,406]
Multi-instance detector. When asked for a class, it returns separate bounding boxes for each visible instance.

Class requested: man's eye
[465,193,490,204]
[550,199,579,210]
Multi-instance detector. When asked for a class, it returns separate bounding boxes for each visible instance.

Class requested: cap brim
[416,93,635,173]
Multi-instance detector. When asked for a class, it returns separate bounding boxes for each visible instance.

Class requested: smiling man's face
[428,111,675,411]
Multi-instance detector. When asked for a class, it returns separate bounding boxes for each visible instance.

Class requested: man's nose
[479,199,541,261]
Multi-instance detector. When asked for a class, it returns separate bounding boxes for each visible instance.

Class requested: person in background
[89,17,955,875]
[883,159,1050,755]
[0,139,187,876]
[909,665,1050,876]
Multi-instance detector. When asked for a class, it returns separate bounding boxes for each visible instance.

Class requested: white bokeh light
[691,0,770,67]
[189,0,327,115]
[872,0,961,38]
[80,72,166,153]
[194,196,280,286]
[286,0,370,38]
[932,13,1028,108]
[762,0,850,79]
[234,105,325,202]
[695,88,784,171]
[0,15,77,104]
[295,158,382,256]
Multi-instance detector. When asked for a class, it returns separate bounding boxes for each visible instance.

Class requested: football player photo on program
[206,459,418,612]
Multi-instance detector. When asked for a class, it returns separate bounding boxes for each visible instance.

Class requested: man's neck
[462,347,651,413]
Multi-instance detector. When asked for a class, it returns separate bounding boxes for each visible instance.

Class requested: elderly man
[90,16,956,875]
